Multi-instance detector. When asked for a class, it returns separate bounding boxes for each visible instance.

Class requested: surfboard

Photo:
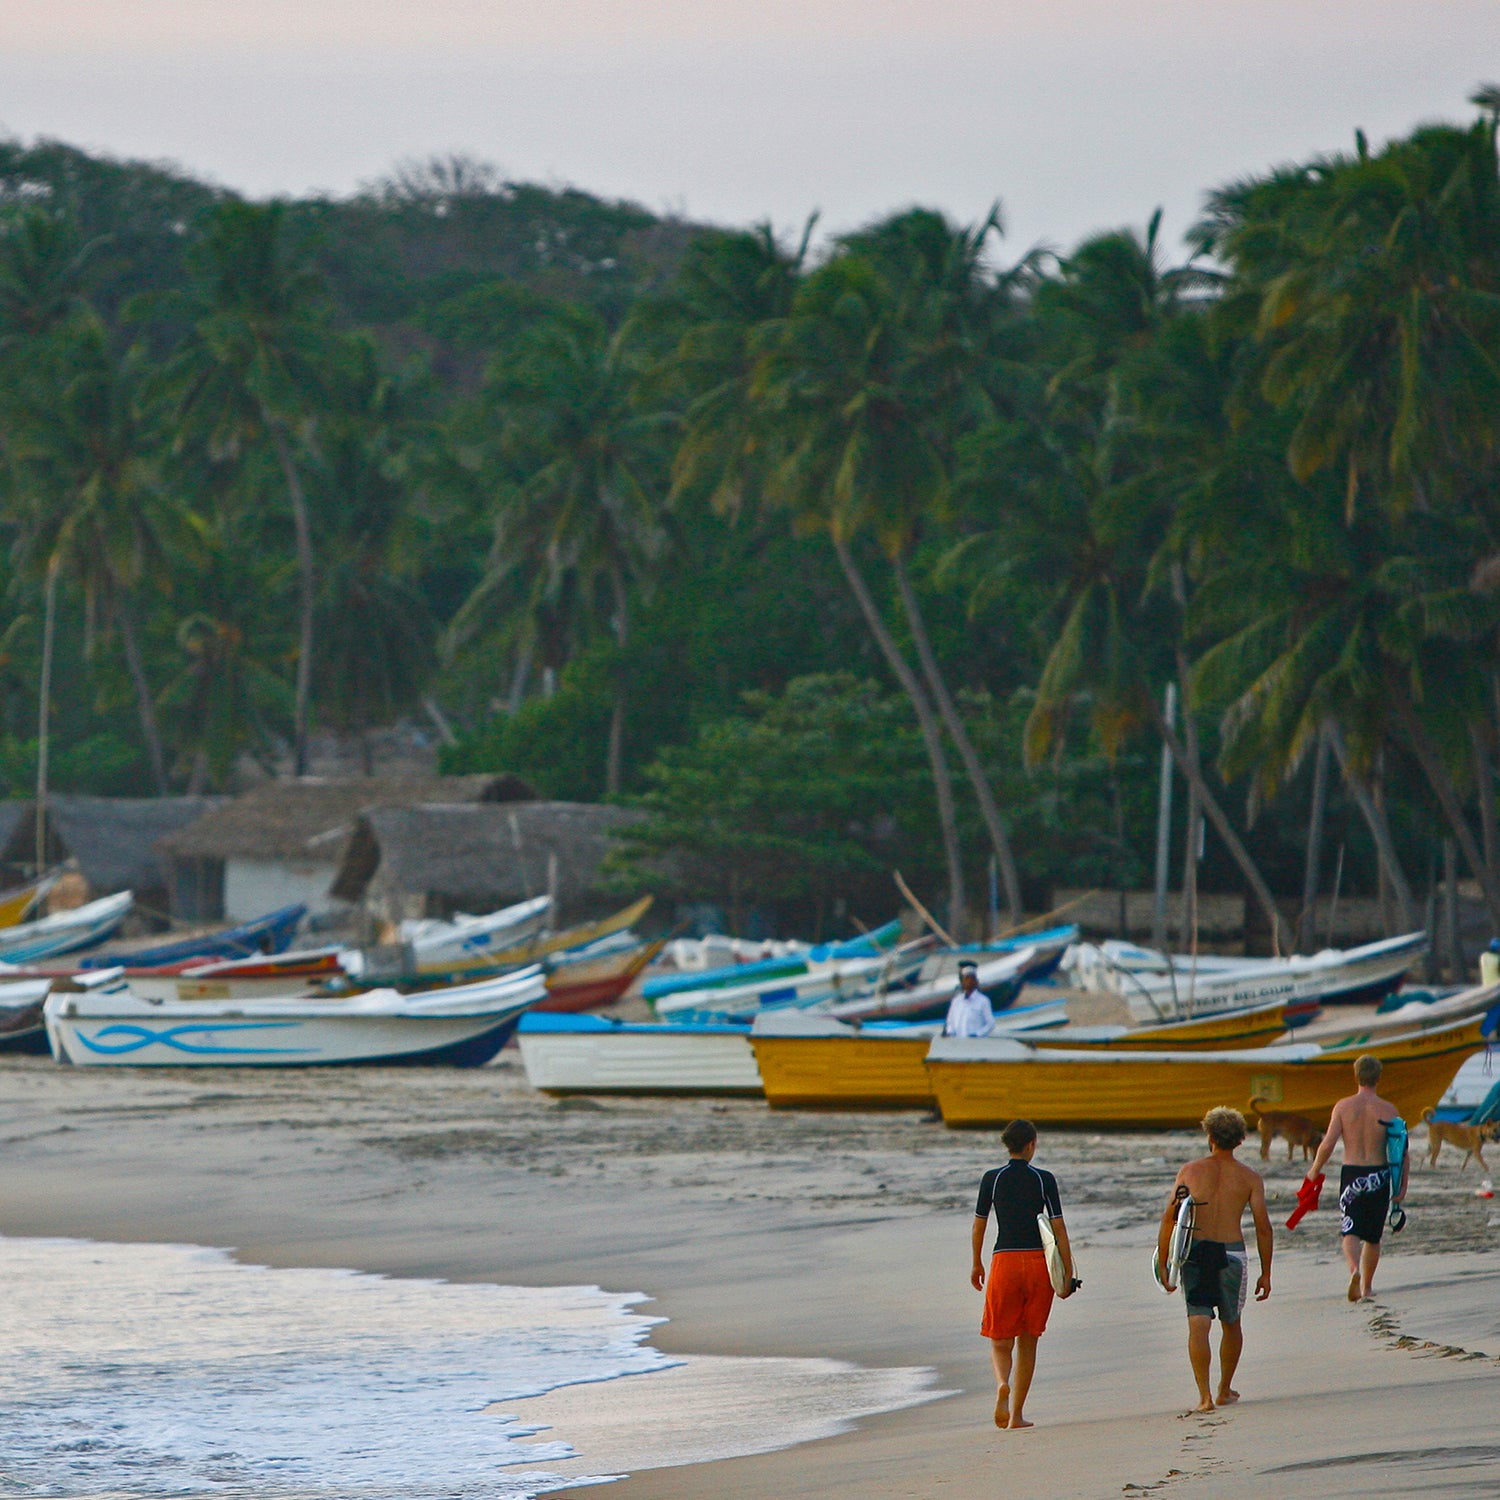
[1385,1116,1408,1230]
[1037,1212,1068,1295]
[1152,1192,1195,1291]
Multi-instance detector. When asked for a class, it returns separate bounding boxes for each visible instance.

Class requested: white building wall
[223,859,340,922]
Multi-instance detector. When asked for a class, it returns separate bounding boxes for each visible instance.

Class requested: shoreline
[3,1052,1498,1496]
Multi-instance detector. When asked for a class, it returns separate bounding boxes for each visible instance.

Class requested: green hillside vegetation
[2,94,1499,941]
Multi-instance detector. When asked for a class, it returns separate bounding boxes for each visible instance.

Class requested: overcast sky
[3,2,1495,254]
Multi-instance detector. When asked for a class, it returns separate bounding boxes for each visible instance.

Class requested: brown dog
[1249,1098,1325,1161]
[1421,1108,1500,1171]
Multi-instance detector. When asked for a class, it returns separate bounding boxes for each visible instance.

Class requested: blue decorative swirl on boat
[75,1022,315,1056]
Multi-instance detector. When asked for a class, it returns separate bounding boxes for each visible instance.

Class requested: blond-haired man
[1307,1055,1407,1301]
[1159,1107,1273,1412]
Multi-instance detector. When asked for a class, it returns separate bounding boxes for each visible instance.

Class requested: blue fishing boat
[79,904,307,969]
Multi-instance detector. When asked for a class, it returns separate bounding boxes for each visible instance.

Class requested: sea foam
[0,1235,667,1499]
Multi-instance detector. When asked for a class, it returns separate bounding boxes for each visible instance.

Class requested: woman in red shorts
[969,1118,1076,1429]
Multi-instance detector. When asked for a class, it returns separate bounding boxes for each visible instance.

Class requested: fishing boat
[826,948,1034,1023]
[410,895,654,978]
[0,979,55,1054]
[0,875,57,929]
[1091,932,1429,1024]
[1289,980,1500,1049]
[640,921,903,1003]
[43,967,546,1068]
[652,943,930,1023]
[0,891,134,964]
[516,1012,762,1096]
[926,1011,1494,1129]
[748,997,1277,1110]
[1029,996,1294,1051]
[120,947,348,1002]
[952,924,1079,982]
[536,936,666,1014]
[78,904,306,970]
[400,894,552,968]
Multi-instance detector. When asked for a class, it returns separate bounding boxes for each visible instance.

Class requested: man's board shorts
[1339,1164,1391,1243]
[1180,1238,1248,1324]
[981,1249,1054,1339]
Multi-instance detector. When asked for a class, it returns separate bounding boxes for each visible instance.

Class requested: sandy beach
[3,1045,1498,1497]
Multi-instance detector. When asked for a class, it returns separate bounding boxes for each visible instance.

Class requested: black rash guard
[975,1160,1064,1253]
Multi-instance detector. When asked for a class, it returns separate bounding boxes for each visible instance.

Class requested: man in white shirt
[944,961,995,1037]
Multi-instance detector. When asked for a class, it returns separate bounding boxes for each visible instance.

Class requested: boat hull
[0,893,134,964]
[534,938,666,1014]
[45,1008,524,1067]
[753,1034,933,1109]
[518,1018,761,1095]
[927,1017,1489,1129]
[1120,935,1424,1023]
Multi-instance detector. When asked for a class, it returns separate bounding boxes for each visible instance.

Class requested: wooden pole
[893,869,957,949]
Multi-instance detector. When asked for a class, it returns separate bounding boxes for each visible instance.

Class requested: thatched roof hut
[156,775,535,922]
[0,796,225,916]
[331,801,642,924]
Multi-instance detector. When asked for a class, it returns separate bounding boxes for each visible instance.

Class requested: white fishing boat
[516,1012,762,1095]
[1069,932,1427,1023]
[396,894,552,967]
[827,948,1036,1022]
[120,947,348,1002]
[0,891,134,965]
[652,945,929,1023]
[43,967,546,1068]
[0,978,57,1054]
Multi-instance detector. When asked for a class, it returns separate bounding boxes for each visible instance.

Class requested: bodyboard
[1153,1191,1195,1291]
[1037,1212,1068,1295]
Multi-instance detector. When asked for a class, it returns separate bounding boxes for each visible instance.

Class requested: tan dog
[1421,1108,1500,1171]
[1248,1098,1325,1161]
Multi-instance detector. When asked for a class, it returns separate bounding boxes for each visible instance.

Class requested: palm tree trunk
[113,587,169,794]
[1298,723,1332,950]
[269,423,315,777]
[1389,682,1500,927]
[1175,656,1203,954]
[35,556,59,876]
[832,534,966,934]
[1149,699,1291,954]
[605,565,628,798]
[1326,724,1418,929]
[891,553,1022,925]
[1471,727,1497,882]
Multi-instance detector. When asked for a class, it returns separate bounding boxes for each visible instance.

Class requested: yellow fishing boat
[927,1012,1493,1129]
[0,875,55,929]
[1031,996,1292,1052]
[415,896,654,975]
[752,997,1298,1111]
[752,1017,935,1109]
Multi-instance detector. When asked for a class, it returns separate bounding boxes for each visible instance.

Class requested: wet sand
[2,1048,1498,1496]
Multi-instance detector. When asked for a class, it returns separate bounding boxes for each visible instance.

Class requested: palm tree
[2,309,182,791]
[311,342,436,770]
[160,200,333,775]
[158,515,293,790]
[465,304,668,795]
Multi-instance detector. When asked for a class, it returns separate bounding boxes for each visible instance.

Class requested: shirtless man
[1158,1107,1273,1413]
[1307,1055,1407,1301]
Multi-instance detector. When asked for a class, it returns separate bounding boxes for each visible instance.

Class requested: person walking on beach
[1159,1107,1272,1413]
[970,1118,1075,1430]
[945,961,995,1037]
[1306,1055,1407,1301]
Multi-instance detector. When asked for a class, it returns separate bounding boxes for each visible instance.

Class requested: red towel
[1285,1173,1325,1230]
